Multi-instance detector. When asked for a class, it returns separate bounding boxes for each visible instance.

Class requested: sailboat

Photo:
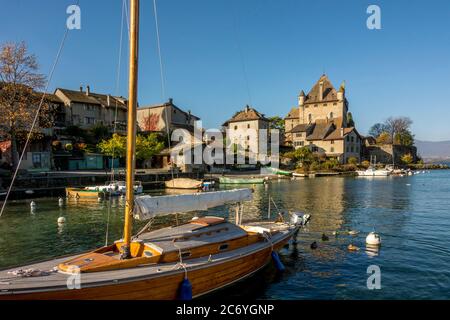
[0,0,304,300]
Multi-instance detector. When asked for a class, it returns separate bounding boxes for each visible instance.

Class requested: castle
[284,74,362,164]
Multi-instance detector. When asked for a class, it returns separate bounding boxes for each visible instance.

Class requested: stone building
[55,86,128,132]
[223,105,272,163]
[137,98,200,134]
[285,74,362,163]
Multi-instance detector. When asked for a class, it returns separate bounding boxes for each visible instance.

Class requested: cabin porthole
[181,251,191,258]
[143,250,153,257]
[219,244,229,251]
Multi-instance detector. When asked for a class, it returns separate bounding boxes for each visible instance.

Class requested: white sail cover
[133,188,253,221]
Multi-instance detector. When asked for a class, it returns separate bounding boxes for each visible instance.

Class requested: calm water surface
[1,170,450,299]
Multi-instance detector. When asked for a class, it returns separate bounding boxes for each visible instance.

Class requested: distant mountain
[415,140,450,160]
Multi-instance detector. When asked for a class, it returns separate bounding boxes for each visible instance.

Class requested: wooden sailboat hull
[0,228,295,300]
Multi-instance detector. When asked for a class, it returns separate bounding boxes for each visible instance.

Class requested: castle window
[331,140,334,144]
[234,126,238,130]
[330,147,334,153]
[314,104,318,107]
[308,114,312,123]
[329,112,334,120]
[247,124,250,129]
[323,104,327,107]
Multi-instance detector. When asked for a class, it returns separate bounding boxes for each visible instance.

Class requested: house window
[329,112,334,119]
[234,126,238,130]
[331,140,334,144]
[247,124,250,129]
[85,117,95,125]
[346,146,349,152]
[346,136,350,142]
[351,146,354,152]
[351,136,354,142]
[296,133,302,138]
[330,147,334,153]
[32,153,42,168]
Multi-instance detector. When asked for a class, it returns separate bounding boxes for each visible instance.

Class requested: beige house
[286,74,362,163]
[223,105,271,162]
[55,86,128,132]
[137,98,200,134]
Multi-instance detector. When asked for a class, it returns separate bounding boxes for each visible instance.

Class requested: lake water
[1,170,450,300]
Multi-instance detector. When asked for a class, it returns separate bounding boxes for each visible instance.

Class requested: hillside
[415,140,450,160]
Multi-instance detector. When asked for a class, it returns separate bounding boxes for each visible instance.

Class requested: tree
[135,133,164,160]
[97,133,126,158]
[98,133,164,161]
[368,123,386,138]
[347,112,355,127]
[401,153,413,165]
[394,130,414,147]
[0,42,49,169]
[268,116,285,131]
[348,157,358,165]
[384,116,413,145]
[90,123,110,142]
[376,132,392,144]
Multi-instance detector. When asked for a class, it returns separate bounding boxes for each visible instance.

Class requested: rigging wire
[152,0,174,180]
[231,2,253,106]
[0,0,79,218]
[105,0,128,246]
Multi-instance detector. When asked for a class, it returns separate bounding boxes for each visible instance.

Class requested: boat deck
[0,220,296,296]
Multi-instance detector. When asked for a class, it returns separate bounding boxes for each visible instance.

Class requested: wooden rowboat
[219,177,266,184]
[65,187,106,199]
[165,178,203,189]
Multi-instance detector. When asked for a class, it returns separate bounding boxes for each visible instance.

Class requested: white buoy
[30,201,36,209]
[366,232,381,246]
[57,216,66,224]
[58,197,64,207]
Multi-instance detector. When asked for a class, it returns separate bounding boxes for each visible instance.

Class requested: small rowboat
[263,167,292,176]
[65,187,106,199]
[219,177,266,184]
[292,172,307,178]
[165,178,203,189]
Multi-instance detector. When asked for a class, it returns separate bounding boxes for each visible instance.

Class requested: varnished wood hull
[1,232,293,300]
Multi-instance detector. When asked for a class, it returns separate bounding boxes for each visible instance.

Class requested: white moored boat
[356,166,391,177]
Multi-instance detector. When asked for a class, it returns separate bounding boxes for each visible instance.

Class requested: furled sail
[133,188,253,221]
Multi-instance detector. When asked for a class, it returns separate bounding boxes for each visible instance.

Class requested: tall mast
[122,0,139,259]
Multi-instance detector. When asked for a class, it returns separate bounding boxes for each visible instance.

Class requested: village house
[137,99,203,172]
[222,105,272,163]
[137,98,200,134]
[284,74,362,163]
[54,86,128,132]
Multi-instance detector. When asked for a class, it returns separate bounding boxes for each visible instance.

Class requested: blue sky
[1,0,450,141]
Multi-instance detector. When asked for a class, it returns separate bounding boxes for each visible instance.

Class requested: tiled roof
[223,105,268,125]
[57,88,127,109]
[285,107,299,119]
[304,74,338,104]
[140,99,200,120]
[306,122,335,141]
[289,123,311,133]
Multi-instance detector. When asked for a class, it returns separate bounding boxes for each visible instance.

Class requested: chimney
[245,105,250,113]
[86,85,90,96]
[319,81,323,101]
[79,85,83,92]
[168,98,173,105]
